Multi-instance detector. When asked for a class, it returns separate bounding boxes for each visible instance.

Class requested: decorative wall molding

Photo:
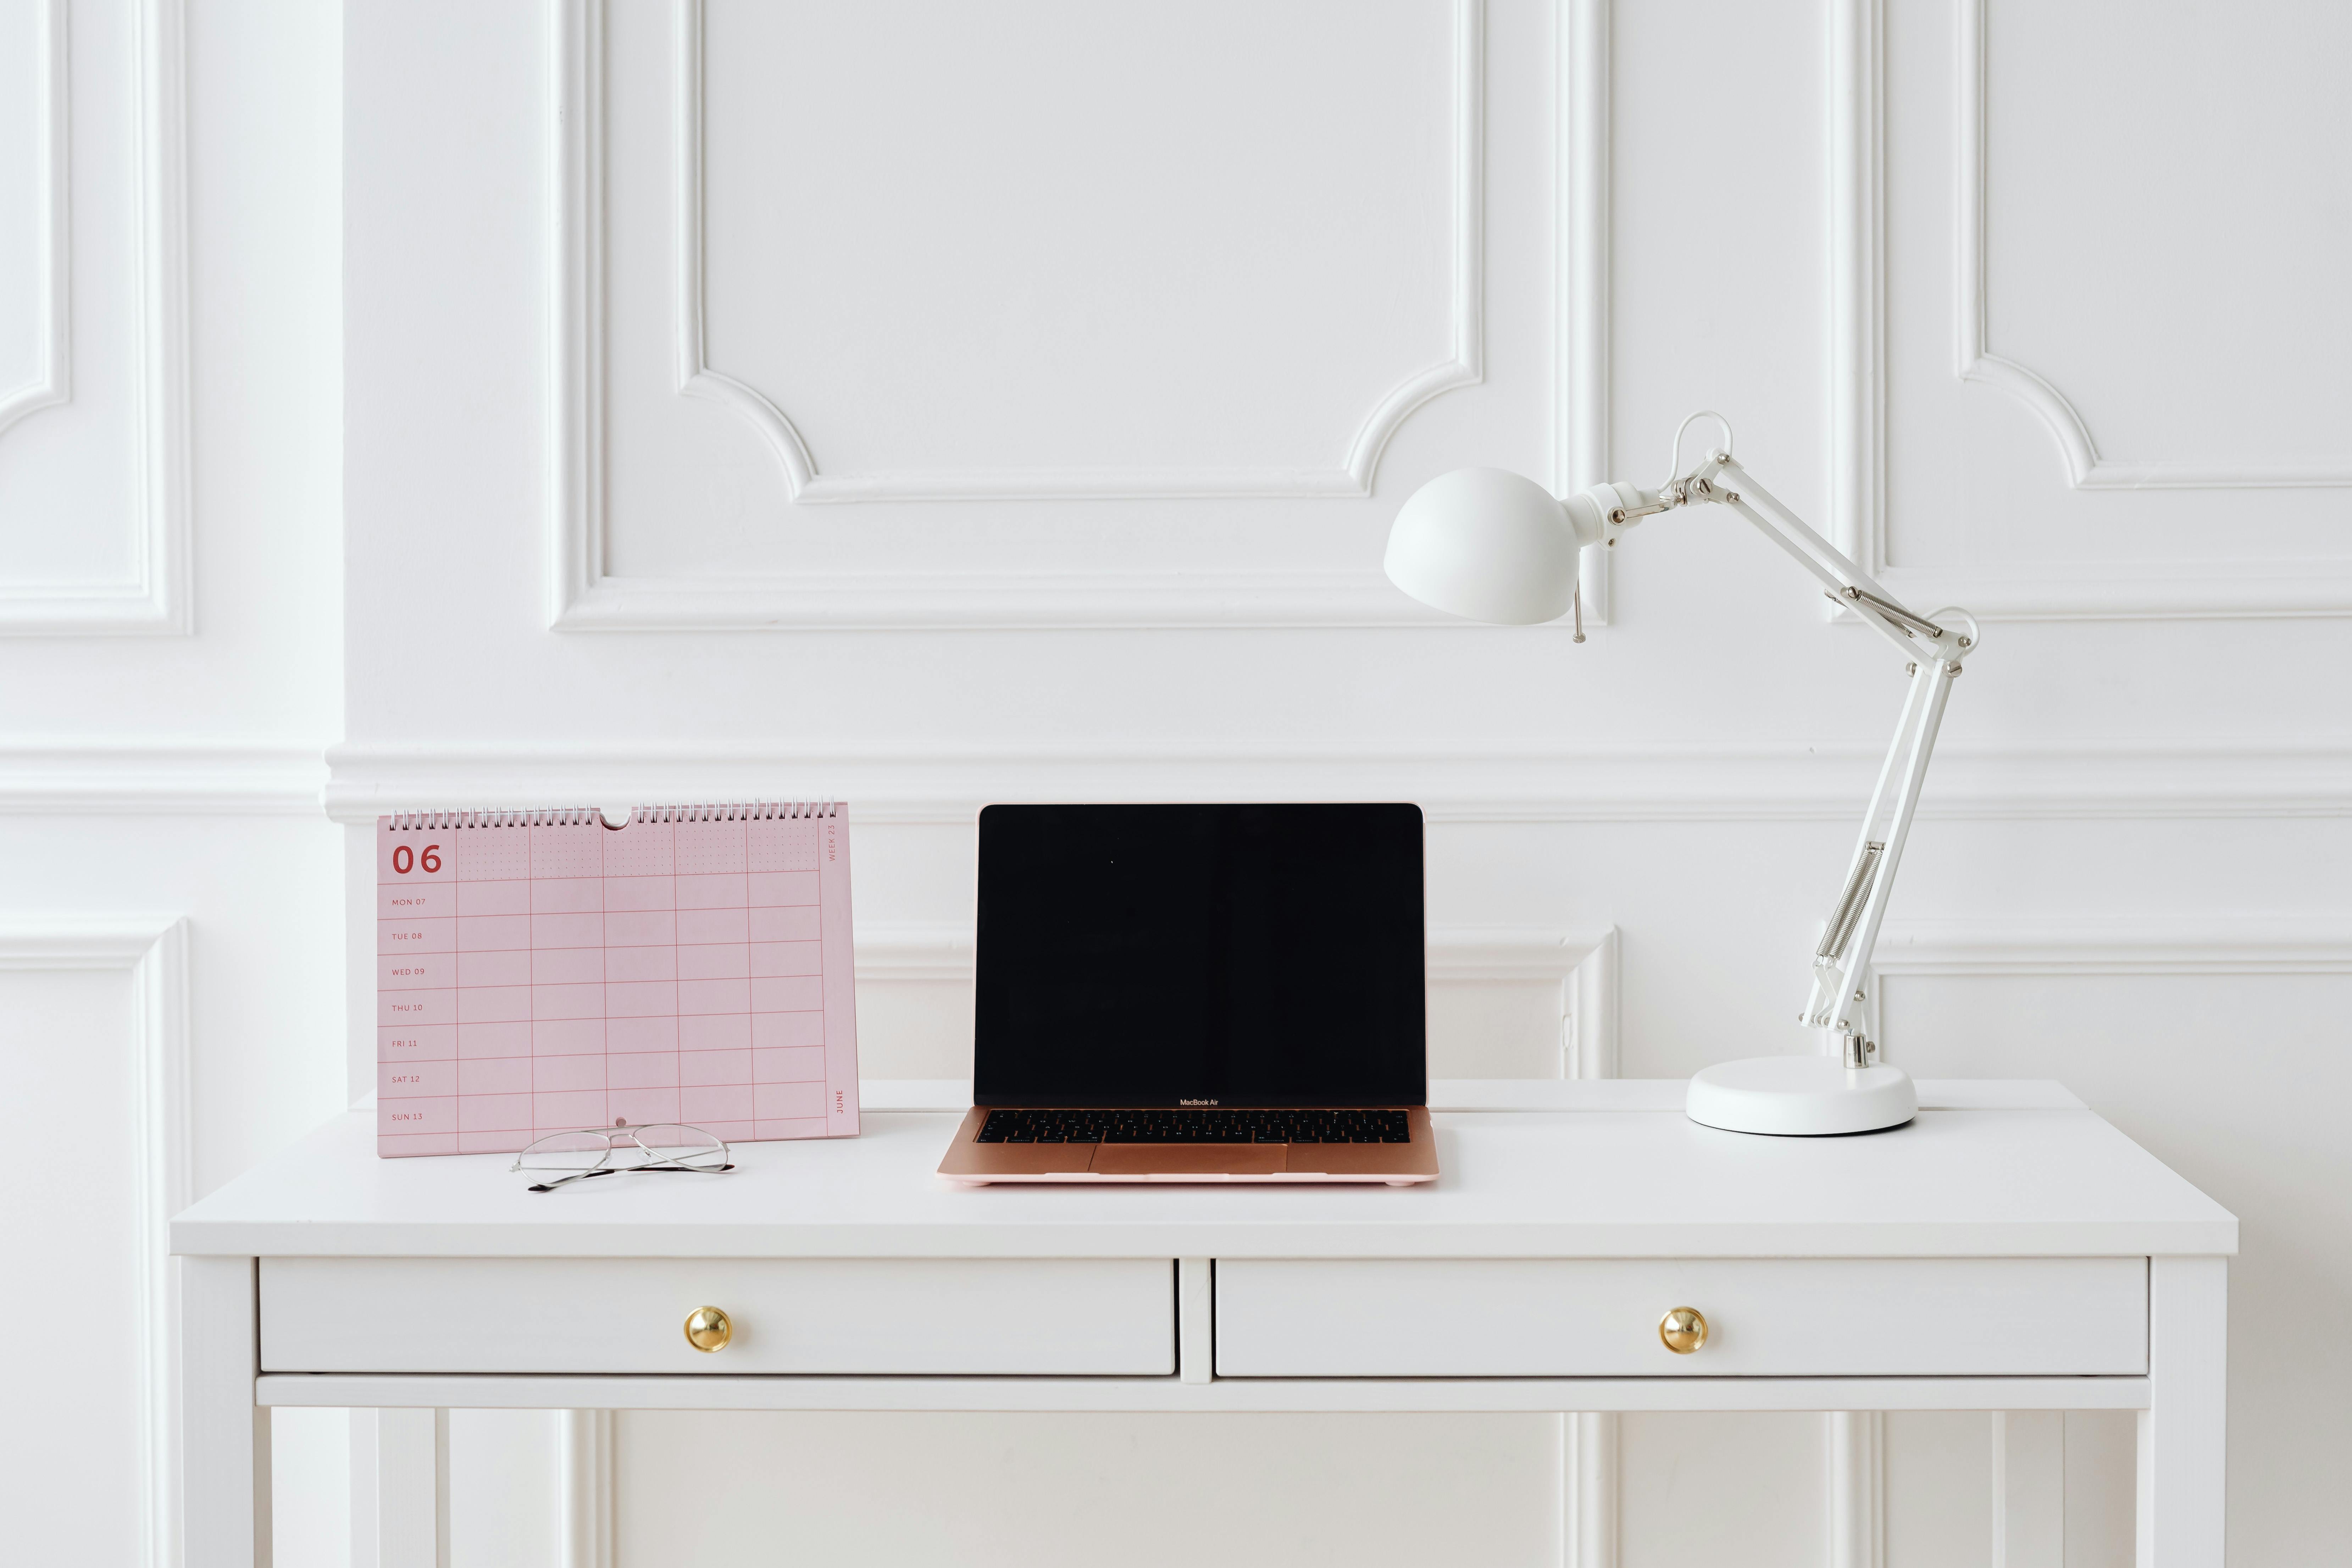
[1874,915,2352,978]
[1827,1411,1886,1568]
[1826,0,2352,621]
[0,0,192,635]
[1825,0,1883,623]
[0,742,327,814]
[0,915,190,1568]
[849,924,978,985]
[1849,563,2352,624]
[323,738,2352,826]
[1429,925,1618,1079]
[547,0,1602,631]
[544,0,604,635]
[671,0,1481,504]
[0,0,70,440]
[1866,912,2352,1062]
[1953,0,2351,494]
[1560,0,1612,624]
[558,1409,614,1568]
[854,921,1620,1079]
[550,566,1501,633]
[1562,1410,1620,1568]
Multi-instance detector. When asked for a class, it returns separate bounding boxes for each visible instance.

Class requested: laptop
[937,803,1439,1185]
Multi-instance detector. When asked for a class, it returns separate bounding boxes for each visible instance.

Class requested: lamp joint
[1838,584,1947,641]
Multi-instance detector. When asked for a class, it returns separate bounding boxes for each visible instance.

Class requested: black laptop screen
[972,803,1426,1108]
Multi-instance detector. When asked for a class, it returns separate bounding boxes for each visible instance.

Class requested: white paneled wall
[0,0,346,1563]
[615,1411,1562,1568]
[5,0,2348,1562]
[0,961,145,1567]
[0,0,188,631]
[1868,0,2352,615]
[333,0,2351,1560]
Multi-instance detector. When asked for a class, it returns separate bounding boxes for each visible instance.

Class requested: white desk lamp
[1383,412,1977,1136]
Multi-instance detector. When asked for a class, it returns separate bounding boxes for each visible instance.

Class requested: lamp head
[1383,467,1650,625]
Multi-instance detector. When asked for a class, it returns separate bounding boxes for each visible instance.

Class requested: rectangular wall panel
[0,0,189,632]
[1845,0,2352,616]
[553,0,1606,628]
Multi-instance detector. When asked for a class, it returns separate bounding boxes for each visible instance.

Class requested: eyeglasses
[510,1123,735,1191]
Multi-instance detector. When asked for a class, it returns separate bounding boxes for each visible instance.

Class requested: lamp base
[1685,1055,1917,1136]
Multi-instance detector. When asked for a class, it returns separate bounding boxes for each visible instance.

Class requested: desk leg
[183,1256,270,1568]
[354,1408,449,1568]
[2138,1256,2227,1567]
[1992,1411,2064,1568]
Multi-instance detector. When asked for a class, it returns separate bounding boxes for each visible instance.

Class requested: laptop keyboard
[975,1107,1412,1145]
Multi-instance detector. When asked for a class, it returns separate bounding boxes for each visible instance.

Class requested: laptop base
[936,1106,1438,1185]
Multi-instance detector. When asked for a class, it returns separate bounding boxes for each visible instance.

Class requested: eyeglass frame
[508,1122,736,1192]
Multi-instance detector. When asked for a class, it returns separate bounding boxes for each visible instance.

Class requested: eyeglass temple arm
[527,1160,736,1192]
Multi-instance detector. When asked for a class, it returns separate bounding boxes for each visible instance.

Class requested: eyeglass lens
[514,1129,623,1172]
[613,1123,730,1170]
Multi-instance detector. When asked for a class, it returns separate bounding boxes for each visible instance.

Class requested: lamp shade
[1383,467,1583,625]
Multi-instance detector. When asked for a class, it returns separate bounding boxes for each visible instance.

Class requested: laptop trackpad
[1088,1145,1287,1176]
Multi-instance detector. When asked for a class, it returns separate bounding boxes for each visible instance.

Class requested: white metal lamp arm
[1635,442,1979,1063]
[1381,410,1977,1135]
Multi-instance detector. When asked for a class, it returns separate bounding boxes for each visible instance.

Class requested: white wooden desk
[172,1080,2235,1567]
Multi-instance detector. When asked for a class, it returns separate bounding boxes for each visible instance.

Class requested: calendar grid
[377,803,859,1157]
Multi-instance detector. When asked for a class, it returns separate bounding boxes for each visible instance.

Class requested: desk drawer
[261,1257,1174,1375]
[1214,1258,2146,1377]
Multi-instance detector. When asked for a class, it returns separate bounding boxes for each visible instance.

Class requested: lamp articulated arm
[1598,437,1979,1066]
[1380,411,1964,1131]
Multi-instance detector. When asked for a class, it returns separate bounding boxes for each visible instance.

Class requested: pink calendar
[375,802,859,1157]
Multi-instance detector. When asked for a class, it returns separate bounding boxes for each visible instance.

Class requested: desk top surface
[171,1080,2235,1260]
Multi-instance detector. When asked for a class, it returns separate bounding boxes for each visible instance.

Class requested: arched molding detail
[0,0,190,635]
[667,0,1485,504]
[1827,0,2352,619]
[1952,0,2352,492]
[0,0,70,441]
[548,0,1610,630]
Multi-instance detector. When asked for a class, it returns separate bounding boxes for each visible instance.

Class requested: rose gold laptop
[938,803,1438,1185]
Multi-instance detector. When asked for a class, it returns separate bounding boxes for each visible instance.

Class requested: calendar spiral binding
[383,801,841,831]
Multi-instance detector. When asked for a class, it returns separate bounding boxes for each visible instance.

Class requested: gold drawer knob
[683,1306,733,1353]
[1658,1306,1708,1354]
